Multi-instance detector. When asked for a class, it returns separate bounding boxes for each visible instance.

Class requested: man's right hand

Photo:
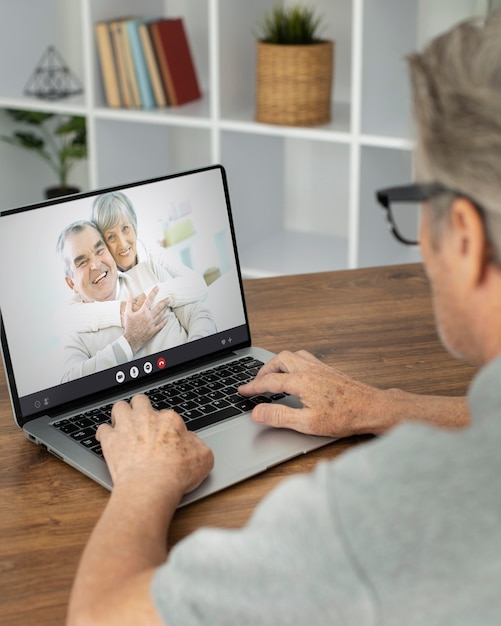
[238,349,394,438]
[123,286,169,354]
[239,350,471,437]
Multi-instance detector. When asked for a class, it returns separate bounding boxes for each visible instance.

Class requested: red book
[149,18,201,106]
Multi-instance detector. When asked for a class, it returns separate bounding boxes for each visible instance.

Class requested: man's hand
[238,350,392,438]
[97,394,214,497]
[123,286,169,354]
[67,396,214,626]
[239,350,471,437]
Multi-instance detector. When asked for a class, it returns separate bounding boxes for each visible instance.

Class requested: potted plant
[0,108,87,198]
[255,4,334,126]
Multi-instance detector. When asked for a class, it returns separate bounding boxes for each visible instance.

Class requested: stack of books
[95,16,202,109]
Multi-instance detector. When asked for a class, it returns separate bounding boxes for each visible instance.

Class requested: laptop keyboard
[52,356,284,459]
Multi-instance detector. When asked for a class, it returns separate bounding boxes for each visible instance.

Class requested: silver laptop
[0,165,332,506]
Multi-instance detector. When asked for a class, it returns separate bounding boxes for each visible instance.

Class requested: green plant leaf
[1,109,87,187]
[61,145,87,160]
[6,108,54,125]
[54,116,86,136]
[12,131,45,150]
[257,3,323,45]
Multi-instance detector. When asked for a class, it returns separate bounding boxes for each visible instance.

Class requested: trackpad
[180,414,333,506]
[201,414,323,472]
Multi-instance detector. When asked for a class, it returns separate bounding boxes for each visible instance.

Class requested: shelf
[220,102,352,143]
[0,95,88,116]
[93,98,212,127]
[360,135,414,150]
[0,0,483,276]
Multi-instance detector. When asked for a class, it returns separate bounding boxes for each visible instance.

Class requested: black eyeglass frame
[375,182,486,246]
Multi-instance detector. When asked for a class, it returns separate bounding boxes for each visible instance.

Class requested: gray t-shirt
[152,356,501,625]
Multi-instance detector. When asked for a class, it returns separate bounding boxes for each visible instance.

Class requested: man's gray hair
[408,9,501,261]
[56,220,100,278]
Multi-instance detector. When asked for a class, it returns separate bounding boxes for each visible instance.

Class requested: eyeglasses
[376,182,456,246]
[376,181,490,246]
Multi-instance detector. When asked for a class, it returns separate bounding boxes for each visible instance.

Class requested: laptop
[0,164,333,506]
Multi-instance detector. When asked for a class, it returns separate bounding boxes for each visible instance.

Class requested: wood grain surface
[0,263,476,625]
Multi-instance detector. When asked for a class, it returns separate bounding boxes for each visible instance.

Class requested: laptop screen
[0,165,250,427]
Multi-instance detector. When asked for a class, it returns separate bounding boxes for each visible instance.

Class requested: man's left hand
[96,395,214,497]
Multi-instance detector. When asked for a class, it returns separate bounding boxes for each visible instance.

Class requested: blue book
[126,18,157,109]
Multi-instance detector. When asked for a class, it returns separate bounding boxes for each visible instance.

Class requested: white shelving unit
[0,0,489,277]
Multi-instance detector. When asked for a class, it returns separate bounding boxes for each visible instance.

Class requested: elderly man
[58,220,216,381]
[67,12,501,625]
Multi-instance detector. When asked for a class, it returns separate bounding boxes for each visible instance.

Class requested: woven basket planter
[255,40,334,126]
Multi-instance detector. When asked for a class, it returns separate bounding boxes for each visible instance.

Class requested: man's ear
[65,276,75,291]
[449,197,489,285]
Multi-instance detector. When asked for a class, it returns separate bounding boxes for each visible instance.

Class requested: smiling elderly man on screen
[57,220,216,383]
[62,190,209,335]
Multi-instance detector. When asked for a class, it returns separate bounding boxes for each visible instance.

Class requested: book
[109,19,133,108]
[117,19,142,108]
[126,18,156,109]
[149,19,176,105]
[95,21,122,107]
[138,19,168,107]
[108,17,142,108]
[149,18,201,106]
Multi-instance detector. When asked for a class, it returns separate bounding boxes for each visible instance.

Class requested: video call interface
[0,167,248,420]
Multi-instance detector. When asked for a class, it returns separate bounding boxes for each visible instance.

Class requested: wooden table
[0,263,476,625]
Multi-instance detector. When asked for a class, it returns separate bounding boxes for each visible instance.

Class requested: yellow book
[95,21,122,107]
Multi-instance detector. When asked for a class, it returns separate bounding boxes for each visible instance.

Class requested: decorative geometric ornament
[24,46,84,100]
